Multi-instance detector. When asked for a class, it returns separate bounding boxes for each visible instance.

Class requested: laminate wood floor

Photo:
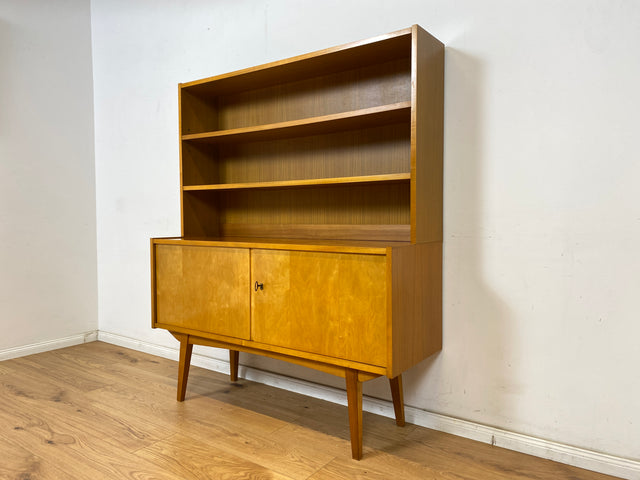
[0,342,621,480]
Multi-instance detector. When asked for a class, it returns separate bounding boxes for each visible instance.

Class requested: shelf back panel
[182,123,410,187]
[182,58,410,135]
[182,182,410,241]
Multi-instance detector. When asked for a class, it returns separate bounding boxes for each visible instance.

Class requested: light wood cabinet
[151,24,444,459]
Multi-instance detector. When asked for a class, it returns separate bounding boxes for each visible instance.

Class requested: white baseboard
[0,331,98,361]
[7,331,639,479]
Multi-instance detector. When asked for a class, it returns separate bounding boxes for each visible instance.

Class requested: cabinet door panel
[251,250,387,366]
[155,245,250,339]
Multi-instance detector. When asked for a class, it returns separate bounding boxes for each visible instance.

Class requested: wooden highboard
[151,24,444,459]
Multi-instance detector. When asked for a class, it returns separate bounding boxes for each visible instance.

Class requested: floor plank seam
[0,341,625,480]
[304,455,340,480]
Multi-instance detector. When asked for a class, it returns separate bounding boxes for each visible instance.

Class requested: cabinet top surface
[152,236,414,254]
[179,25,439,94]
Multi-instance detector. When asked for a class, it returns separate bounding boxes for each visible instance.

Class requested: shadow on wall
[363,48,514,429]
[194,46,515,429]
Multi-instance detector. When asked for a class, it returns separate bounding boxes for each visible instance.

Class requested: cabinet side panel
[182,191,221,237]
[179,86,185,237]
[151,240,158,328]
[390,242,442,377]
[182,142,220,186]
[412,26,444,243]
[154,245,250,339]
[180,88,218,135]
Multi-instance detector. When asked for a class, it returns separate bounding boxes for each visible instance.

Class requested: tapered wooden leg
[345,369,363,460]
[389,374,405,427]
[229,350,239,382]
[177,336,193,402]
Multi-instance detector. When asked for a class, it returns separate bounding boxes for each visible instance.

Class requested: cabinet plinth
[151,24,444,460]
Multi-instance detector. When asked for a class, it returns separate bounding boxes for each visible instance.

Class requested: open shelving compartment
[176,25,442,245]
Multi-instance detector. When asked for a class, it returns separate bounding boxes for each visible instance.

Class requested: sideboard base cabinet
[150,25,444,460]
[151,237,442,459]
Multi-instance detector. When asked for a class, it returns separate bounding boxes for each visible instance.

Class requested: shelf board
[181,27,412,95]
[153,235,412,254]
[181,102,411,144]
[182,173,410,192]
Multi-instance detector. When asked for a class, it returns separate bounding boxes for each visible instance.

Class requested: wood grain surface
[154,244,251,339]
[0,342,622,480]
[251,249,387,366]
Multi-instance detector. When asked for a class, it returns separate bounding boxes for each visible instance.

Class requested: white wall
[91,0,640,464]
[0,0,97,350]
